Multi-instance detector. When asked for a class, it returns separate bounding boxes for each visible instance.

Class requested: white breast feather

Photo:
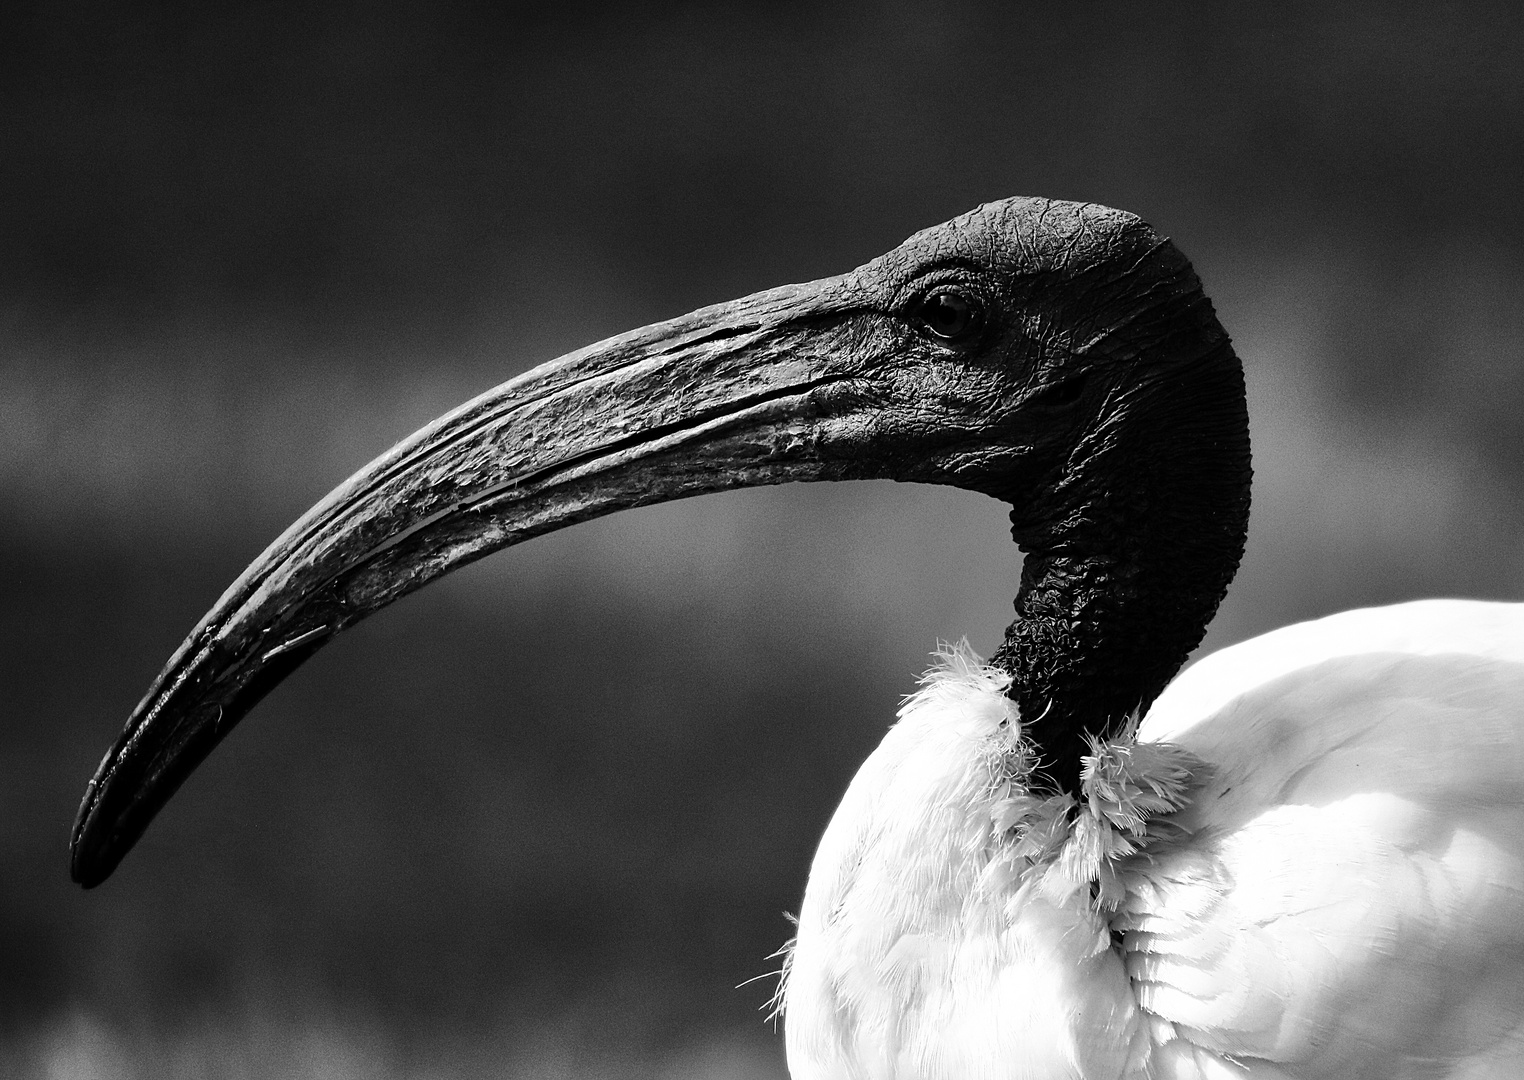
[783,602,1524,1080]
[783,643,1168,1080]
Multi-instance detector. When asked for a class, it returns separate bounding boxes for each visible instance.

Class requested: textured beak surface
[70,276,873,887]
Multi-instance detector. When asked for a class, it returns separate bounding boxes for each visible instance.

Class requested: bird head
[70,197,1249,887]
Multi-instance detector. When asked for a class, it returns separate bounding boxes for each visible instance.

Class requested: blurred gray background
[3,2,1523,1077]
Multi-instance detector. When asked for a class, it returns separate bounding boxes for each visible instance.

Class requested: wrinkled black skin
[70,197,1250,886]
[836,201,1250,792]
[993,348,1248,792]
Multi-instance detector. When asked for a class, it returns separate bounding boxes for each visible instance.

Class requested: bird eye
[916,289,983,342]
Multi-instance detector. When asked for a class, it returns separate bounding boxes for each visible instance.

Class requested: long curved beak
[71,276,872,887]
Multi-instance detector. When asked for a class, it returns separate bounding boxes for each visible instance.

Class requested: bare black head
[70,197,1249,886]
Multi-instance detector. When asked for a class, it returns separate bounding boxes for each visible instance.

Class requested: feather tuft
[1041,728,1210,908]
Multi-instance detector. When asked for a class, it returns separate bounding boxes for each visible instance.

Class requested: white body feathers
[782,600,1524,1079]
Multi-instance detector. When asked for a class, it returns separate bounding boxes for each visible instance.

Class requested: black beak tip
[71,847,115,891]
[68,736,164,889]
[70,763,145,889]
[67,674,272,889]
[69,786,118,889]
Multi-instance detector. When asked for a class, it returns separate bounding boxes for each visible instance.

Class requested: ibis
[71,198,1524,1078]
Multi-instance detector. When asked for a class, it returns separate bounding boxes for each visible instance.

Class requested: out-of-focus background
[3,3,1522,1076]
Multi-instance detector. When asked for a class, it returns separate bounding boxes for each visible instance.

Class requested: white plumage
[784,600,1524,1078]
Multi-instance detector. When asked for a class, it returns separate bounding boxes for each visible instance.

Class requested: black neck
[990,343,1251,793]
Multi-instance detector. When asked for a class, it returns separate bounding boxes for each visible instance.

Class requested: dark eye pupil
[922,291,977,340]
